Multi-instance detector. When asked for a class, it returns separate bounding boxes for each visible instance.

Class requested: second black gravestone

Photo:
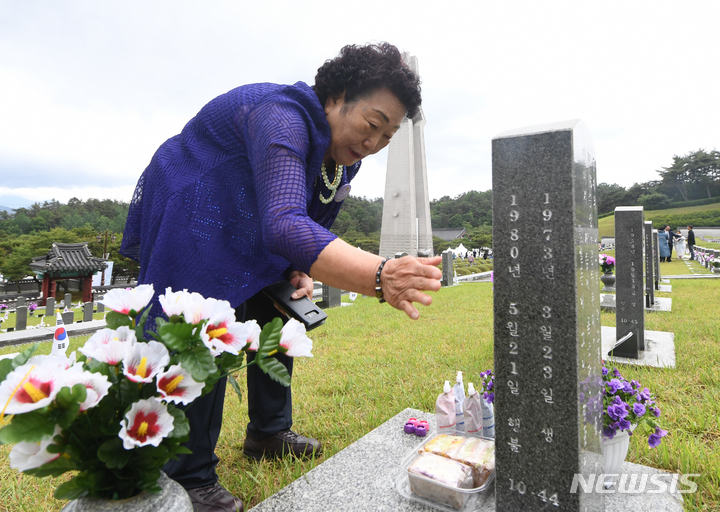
[612,207,645,358]
[492,120,603,512]
[644,221,655,307]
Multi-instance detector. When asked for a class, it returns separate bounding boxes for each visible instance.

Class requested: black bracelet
[375,258,390,304]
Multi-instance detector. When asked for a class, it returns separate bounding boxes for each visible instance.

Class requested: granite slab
[248,408,682,512]
[602,326,676,368]
[600,295,672,313]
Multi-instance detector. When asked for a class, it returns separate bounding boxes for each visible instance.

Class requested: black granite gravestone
[612,207,645,358]
[492,120,603,511]
[318,284,341,309]
[441,251,453,287]
[653,230,661,290]
[644,221,654,307]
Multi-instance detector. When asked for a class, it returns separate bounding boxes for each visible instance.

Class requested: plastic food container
[396,432,495,511]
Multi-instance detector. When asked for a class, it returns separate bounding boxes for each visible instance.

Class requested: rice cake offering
[407,452,474,509]
[420,433,466,460]
[451,437,496,487]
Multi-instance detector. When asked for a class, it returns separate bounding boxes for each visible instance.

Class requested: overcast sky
[1,1,718,209]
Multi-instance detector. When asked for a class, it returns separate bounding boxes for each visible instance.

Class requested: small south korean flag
[51,312,68,356]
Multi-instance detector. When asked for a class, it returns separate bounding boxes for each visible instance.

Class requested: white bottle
[453,371,465,433]
[436,381,456,433]
[481,394,495,439]
[463,382,483,435]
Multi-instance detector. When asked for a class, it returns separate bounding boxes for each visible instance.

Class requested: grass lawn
[1,280,718,511]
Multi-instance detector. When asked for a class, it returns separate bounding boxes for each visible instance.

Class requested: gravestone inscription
[612,207,645,358]
[492,120,603,511]
[644,222,654,307]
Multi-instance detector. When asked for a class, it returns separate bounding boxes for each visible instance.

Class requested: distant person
[483,249,489,260]
[675,228,686,260]
[686,226,696,260]
[468,253,474,266]
[658,227,671,262]
[664,225,680,262]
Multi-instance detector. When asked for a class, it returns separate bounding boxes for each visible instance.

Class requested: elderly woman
[120,43,440,512]
[658,226,671,262]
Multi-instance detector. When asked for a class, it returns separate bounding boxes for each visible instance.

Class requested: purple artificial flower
[607,256,616,265]
[649,406,661,418]
[612,395,624,406]
[631,379,640,389]
[607,403,629,421]
[616,419,632,431]
[613,368,622,378]
[602,425,616,440]
[622,381,634,393]
[638,387,651,400]
[487,380,494,391]
[483,391,494,404]
[632,402,646,417]
[606,379,624,394]
[602,366,609,376]
[648,427,668,448]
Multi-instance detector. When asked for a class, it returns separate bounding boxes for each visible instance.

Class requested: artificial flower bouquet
[599,254,616,274]
[0,285,312,501]
[602,366,667,447]
[28,302,37,313]
[478,369,494,404]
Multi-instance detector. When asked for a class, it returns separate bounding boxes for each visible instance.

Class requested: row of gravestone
[1,294,105,333]
[694,246,720,271]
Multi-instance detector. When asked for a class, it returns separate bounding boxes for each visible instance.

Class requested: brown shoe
[243,429,323,460]
[186,482,243,512]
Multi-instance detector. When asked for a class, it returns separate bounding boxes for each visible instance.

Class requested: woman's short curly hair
[313,43,422,120]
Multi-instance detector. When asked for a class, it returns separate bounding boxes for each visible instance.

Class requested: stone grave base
[248,408,682,512]
[602,326,676,368]
[600,294,672,312]
[656,284,671,292]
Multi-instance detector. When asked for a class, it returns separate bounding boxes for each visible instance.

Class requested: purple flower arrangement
[602,366,667,448]
[0,304,7,311]
[28,302,37,312]
[478,369,494,403]
[599,254,616,274]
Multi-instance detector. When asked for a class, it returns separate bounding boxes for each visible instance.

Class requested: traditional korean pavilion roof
[29,242,107,276]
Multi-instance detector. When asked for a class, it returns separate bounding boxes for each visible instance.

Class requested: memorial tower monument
[378,54,433,258]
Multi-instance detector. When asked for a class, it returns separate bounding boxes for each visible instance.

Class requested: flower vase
[600,271,616,293]
[600,430,630,489]
[60,472,192,512]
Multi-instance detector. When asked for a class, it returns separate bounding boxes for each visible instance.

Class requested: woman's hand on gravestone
[381,256,442,320]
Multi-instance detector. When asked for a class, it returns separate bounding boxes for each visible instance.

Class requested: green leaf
[97,437,132,469]
[0,411,55,443]
[218,351,245,373]
[256,357,291,387]
[134,305,153,341]
[228,374,243,406]
[54,474,89,501]
[166,404,190,439]
[105,311,133,329]
[158,321,194,352]
[51,402,81,430]
[179,344,217,382]
[257,317,283,358]
[0,358,13,382]
[12,343,40,369]
[119,378,141,404]
[24,453,78,477]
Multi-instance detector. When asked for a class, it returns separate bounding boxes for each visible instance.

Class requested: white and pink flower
[100,284,155,315]
[200,302,256,356]
[62,367,112,411]
[156,365,203,405]
[118,399,174,449]
[9,425,62,471]
[122,341,170,383]
[278,319,313,358]
[0,361,64,415]
[80,327,137,365]
[158,287,191,317]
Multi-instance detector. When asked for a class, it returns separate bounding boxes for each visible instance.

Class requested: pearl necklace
[319,162,344,204]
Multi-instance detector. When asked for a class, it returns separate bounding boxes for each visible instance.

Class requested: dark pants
[164,291,291,489]
[689,244,695,260]
[667,243,673,261]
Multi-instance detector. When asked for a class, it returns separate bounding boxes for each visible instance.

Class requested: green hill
[598,202,720,238]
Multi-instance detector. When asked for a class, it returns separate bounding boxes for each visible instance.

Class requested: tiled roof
[29,242,107,273]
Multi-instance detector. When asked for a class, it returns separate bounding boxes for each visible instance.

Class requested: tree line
[0,148,717,282]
